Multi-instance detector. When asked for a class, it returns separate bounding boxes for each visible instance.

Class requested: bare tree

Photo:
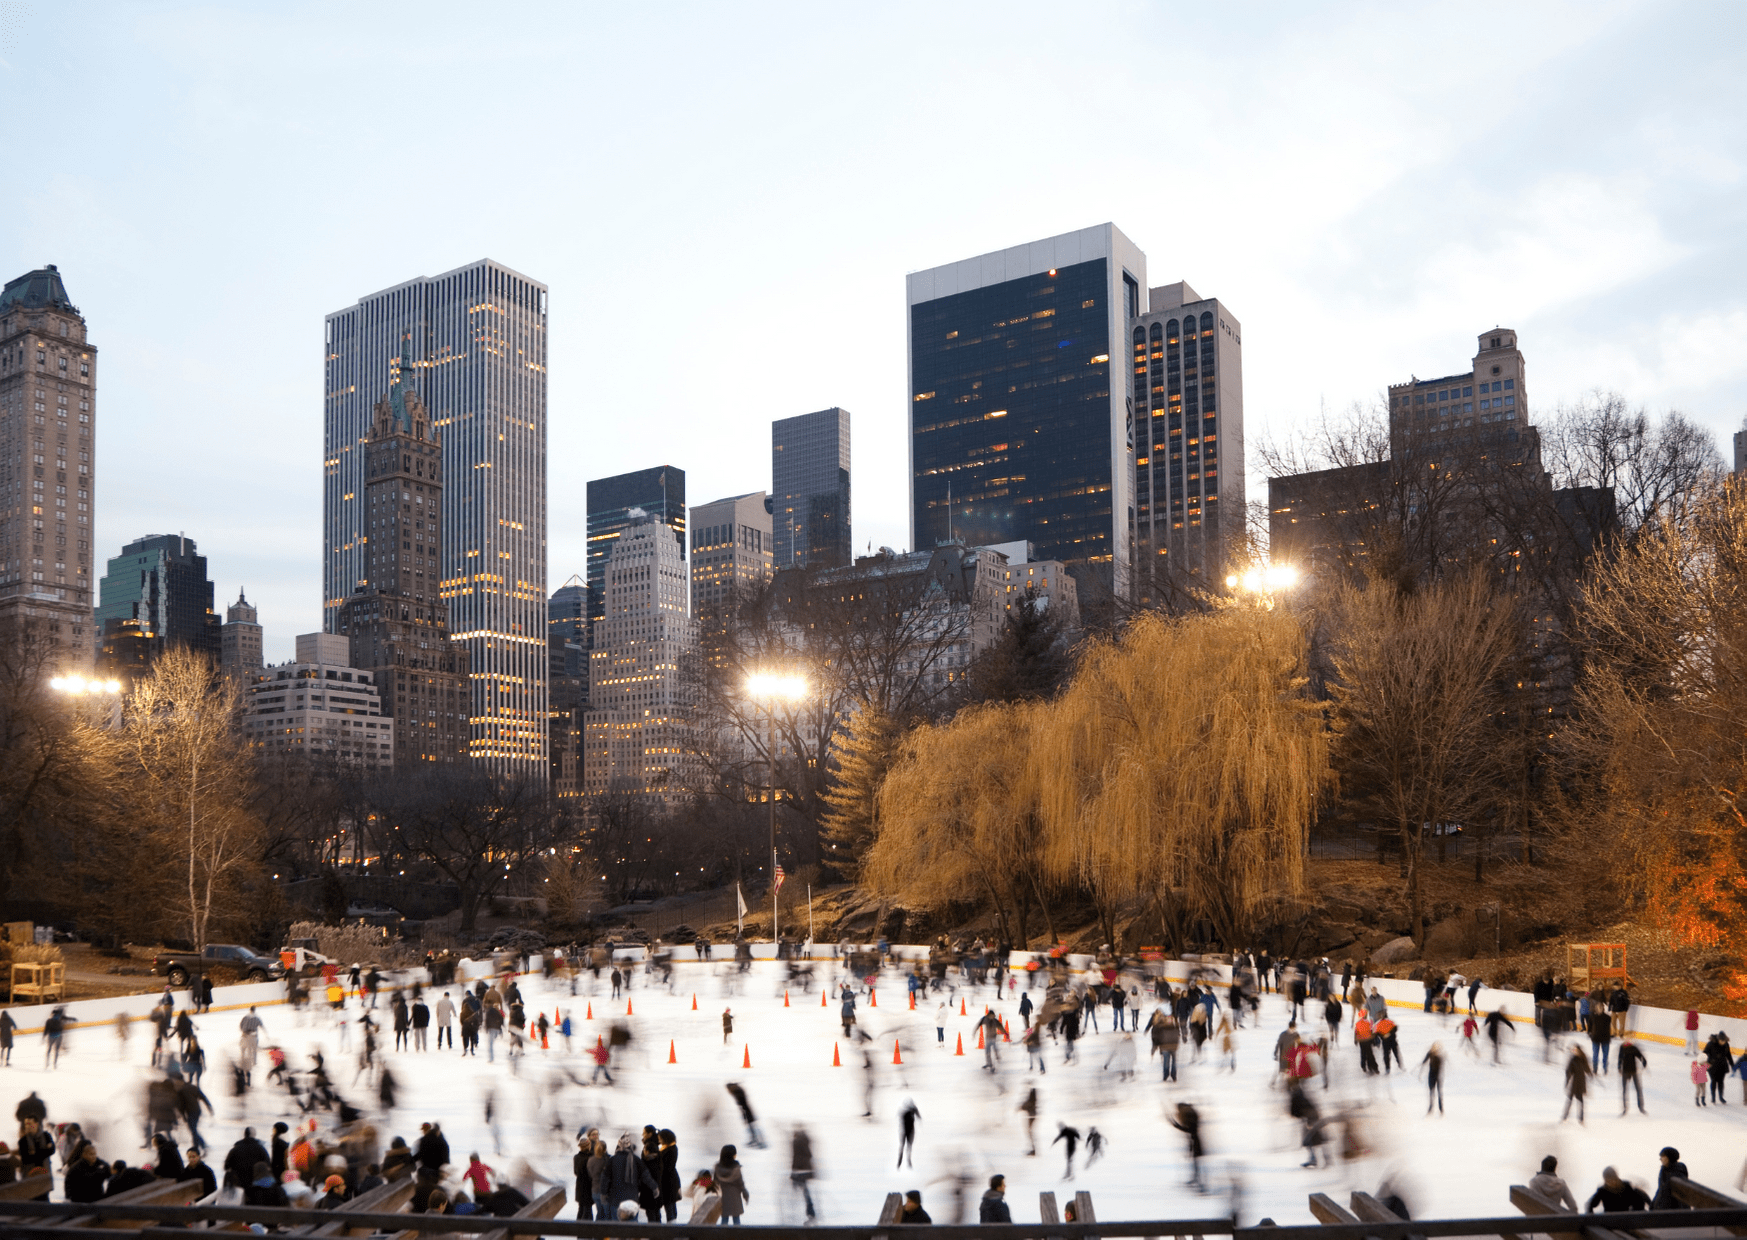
[1326,570,1520,946]
[123,648,262,951]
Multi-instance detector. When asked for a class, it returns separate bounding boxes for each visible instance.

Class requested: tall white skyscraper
[324,260,549,779]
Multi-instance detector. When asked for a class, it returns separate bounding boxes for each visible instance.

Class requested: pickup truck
[152,944,284,988]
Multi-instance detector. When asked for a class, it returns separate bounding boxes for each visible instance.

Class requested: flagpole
[807,884,814,951]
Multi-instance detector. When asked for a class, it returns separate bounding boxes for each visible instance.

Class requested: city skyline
[5,5,1744,659]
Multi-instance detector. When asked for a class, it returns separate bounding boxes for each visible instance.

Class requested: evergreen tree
[964,587,1075,705]
[818,701,900,875]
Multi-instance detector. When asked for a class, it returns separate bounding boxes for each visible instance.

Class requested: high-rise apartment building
[324,260,548,778]
[241,632,394,770]
[586,467,685,642]
[583,514,698,802]
[333,363,472,767]
[772,409,851,569]
[690,491,772,630]
[221,589,263,678]
[908,225,1149,604]
[1132,282,1245,591]
[0,265,96,673]
[94,534,221,678]
[548,575,589,797]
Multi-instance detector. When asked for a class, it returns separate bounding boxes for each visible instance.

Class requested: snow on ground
[8,960,1745,1224]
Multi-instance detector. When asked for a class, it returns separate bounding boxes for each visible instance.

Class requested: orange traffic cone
[541,1030,550,1050]
[626,999,633,1016]
[692,994,698,1011]
[784,991,790,1008]
[586,1002,593,1020]
[668,1040,677,1064]
[597,1033,605,1049]
[908,990,916,1010]
[870,988,877,1007]
[832,1041,841,1067]
[821,990,828,1007]
[892,1038,903,1065]
[960,997,967,1016]
[1000,1017,1011,1043]
[742,1043,752,1069]
[954,1032,965,1056]
[976,1024,985,1050]
[555,1008,562,1026]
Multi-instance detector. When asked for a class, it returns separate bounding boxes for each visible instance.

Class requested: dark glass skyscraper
[772,408,851,569]
[585,466,685,640]
[907,225,1147,601]
[95,534,220,673]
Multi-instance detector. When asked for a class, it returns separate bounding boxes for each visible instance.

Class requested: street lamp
[1226,563,1299,605]
[51,673,124,727]
[745,670,808,949]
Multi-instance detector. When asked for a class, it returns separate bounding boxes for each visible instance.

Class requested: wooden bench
[1309,1194,1360,1226]
[1041,1191,1062,1240]
[1511,1183,1632,1240]
[1669,1179,1747,1234]
[872,1190,904,1240]
[297,1176,418,1237]
[60,1173,207,1229]
[1351,1193,1404,1225]
[1072,1191,1098,1240]
[0,1174,54,1203]
[476,1185,566,1240]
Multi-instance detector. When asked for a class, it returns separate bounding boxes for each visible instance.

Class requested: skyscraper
[772,408,851,569]
[324,260,548,779]
[585,466,685,639]
[1132,282,1245,592]
[94,534,221,677]
[334,360,472,766]
[240,632,395,770]
[583,513,698,802]
[220,589,263,678]
[547,575,589,797]
[908,224,1148,603]
[689,491,772,628]
[0,265,96,673]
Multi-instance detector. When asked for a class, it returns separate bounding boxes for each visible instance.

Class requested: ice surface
[7,961,1740,1224]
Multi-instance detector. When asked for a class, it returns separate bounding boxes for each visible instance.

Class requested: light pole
[745,671,808,948]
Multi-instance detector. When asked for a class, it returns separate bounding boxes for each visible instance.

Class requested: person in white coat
[435,993,456,1051]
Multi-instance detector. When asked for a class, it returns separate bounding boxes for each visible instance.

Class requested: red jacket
[1686,1010,1700,1031]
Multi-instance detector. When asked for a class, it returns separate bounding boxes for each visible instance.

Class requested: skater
[1019,1088,1038,1156]
[1587,1004,1613,1073]
[1458,1013,1480,1057]
[1705,1034,1732,1103]
[1085,1127,1106,1167]
[725,1082,766,1149]
[1169,1102,1203,1189]
[1324,993,1343,1046]
[1354,1013,1378,1075]
[1484,1009,1514,1063]
[1023,1022,1046,1074]
[1419,1043,1445,1114]
[43,1008,66,1068]
[1692,1057,1709,1106]
[1052,1123,1080,1180]
[1618,1038,1647,1114]
[1375,1013,1403,1073]
[936,1001,950,1047]
[1561,1044,1591,1123]
[1018,991,1033,1030]
[789,1126,816,1222]
[238,1008,263,1085]
[722,1008,733,1045]
[1529,1155,1578,1211]
[897,1099,920,1168]
[436,993,455,1051]
[840,991,857,1039]
[412,997,429,1051]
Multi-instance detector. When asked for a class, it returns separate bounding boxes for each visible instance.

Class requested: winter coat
[657,1144,681,1206]
[223,1137,268,1188]
[435,997,455,1025]
[1564,1054,1591,1096]
[107,1166,156,1196]
[713,1160,748,1218]
[416,1128,451,1171]
[978,1190,1012,1223]
[1587,1182,1650,1213]
[178,1161,218,1198]
[65,1158,112,1203]
[607,1149,657,1206]
[1653,1161,1690,1211]
[243,1174,289,1209]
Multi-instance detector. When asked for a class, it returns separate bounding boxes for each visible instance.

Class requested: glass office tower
[324,259,548,780]
[907,224,1146,602]
[772,408,851,569]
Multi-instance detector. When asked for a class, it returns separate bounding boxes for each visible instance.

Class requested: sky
[3,1,1744,662]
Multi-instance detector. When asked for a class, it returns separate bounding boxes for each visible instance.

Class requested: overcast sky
[3,1,1743,661]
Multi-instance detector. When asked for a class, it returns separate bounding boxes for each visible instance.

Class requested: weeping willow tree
[864,603,1328,949]
[862,701,1062,946]
[1032,603,1330,948]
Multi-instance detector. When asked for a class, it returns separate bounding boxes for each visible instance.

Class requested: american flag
[773,865,787,892]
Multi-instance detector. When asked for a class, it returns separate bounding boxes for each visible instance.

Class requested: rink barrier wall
[8,945,1744,1051]
[7,1199,1747,1239]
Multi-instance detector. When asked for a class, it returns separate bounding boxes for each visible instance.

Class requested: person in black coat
[899,1190,932,1223]
[1586,1167,1650,1213]
[608,1133,657,1208]
[573,1137,594,1220]
[269,1122,290,1179]
[150,1134,185,1179]
[243,1161,289,1208]
[178,1148,218,1198]
[656,1129,682,1221]
[223,1129,269,1190]
[978,1176,1011,1223]
[106,1159,156,1196]
[64,1145,112,1204]
[1653,1148,1690,1211]
[416,1123,451,1173]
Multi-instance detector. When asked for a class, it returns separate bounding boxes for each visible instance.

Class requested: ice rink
[8,959,1746,1224]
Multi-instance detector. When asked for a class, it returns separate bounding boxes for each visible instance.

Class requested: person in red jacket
[1685,1010,1700,1056]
